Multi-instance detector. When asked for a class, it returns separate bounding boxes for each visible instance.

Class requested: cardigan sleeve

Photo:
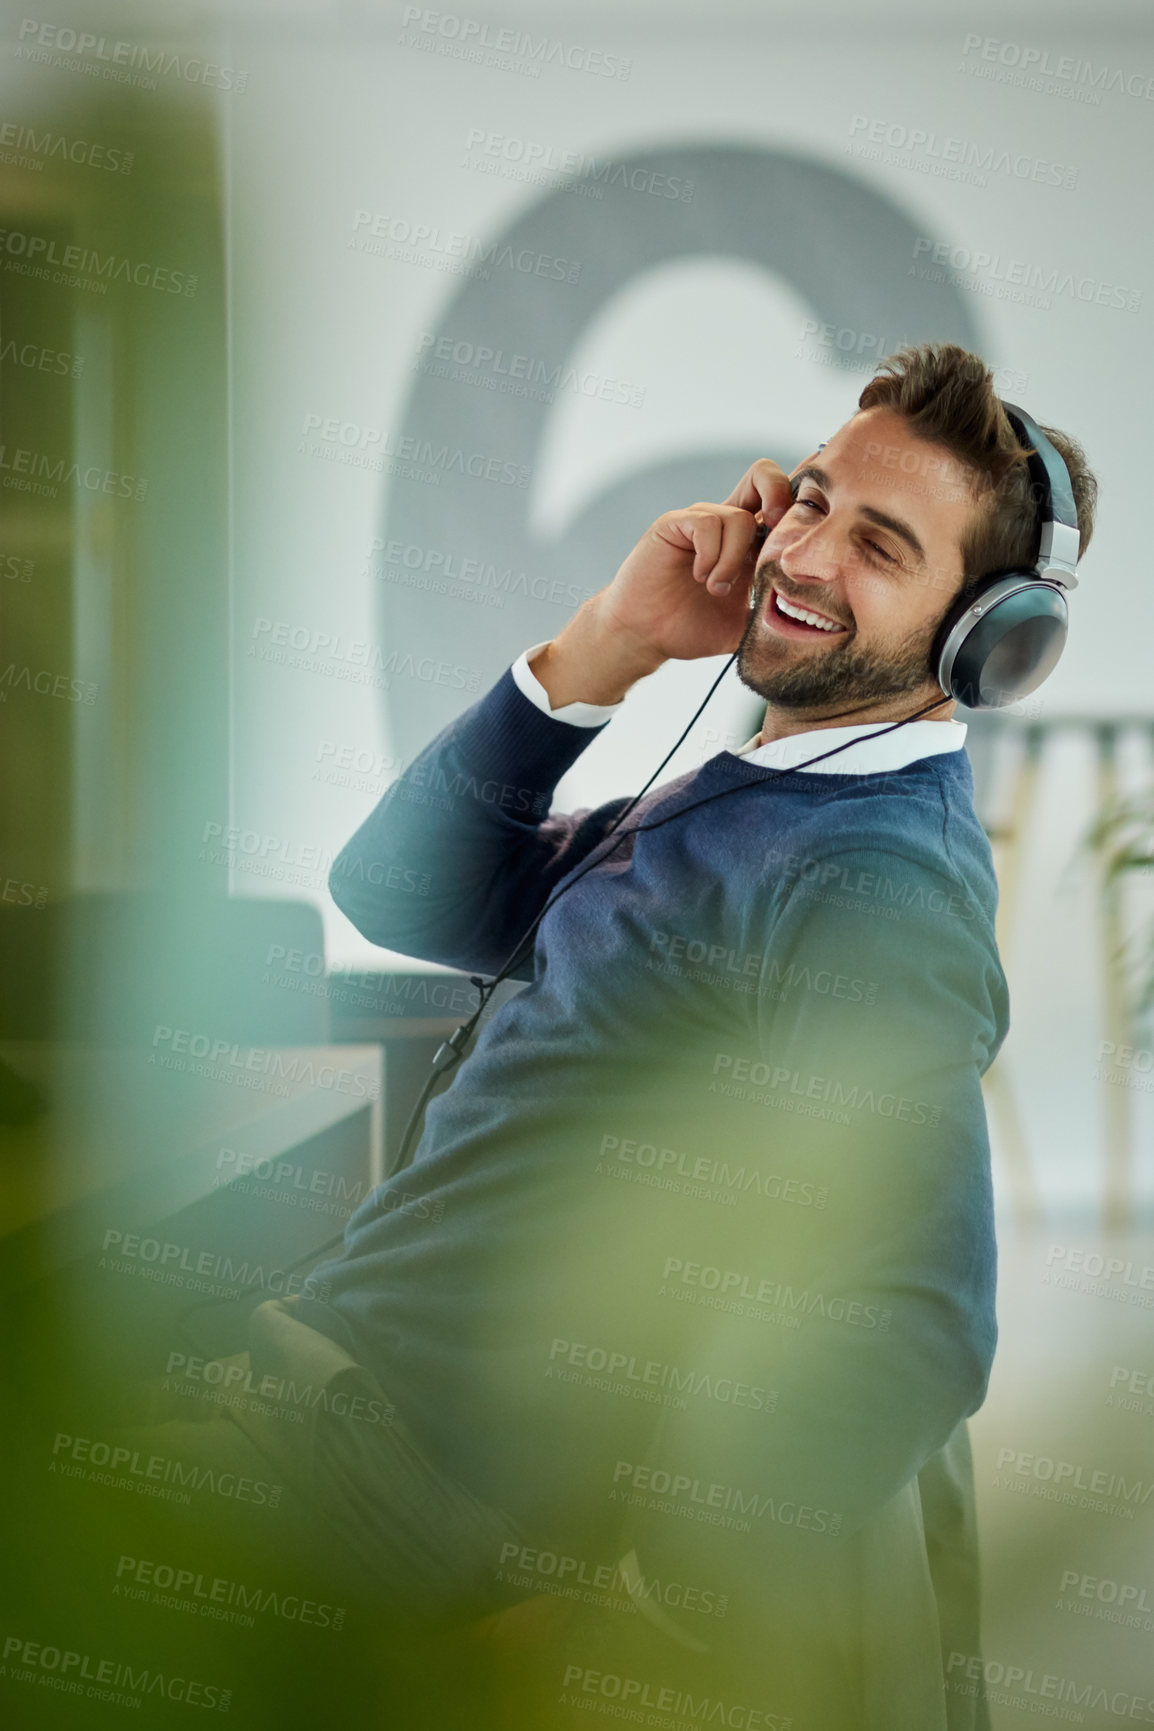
[327,666,632,978]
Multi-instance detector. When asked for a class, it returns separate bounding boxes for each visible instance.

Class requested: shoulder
[759,755,998,936]
[753,830,1009,1075]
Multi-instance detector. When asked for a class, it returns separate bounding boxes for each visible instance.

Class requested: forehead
[820,406,982,549]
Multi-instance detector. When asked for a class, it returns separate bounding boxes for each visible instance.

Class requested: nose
[769,508,848,587]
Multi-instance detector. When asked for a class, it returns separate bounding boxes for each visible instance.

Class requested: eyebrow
[793,465,928,567]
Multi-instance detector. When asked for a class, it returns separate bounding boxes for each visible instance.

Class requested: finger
[704,510,761,595]
[724,459,792,519]
[755,461,796,523]
[665,511,723,580]
[723,465,759,510]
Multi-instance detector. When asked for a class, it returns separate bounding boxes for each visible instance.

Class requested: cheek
[857,580,941,641]
[845,577,898,637]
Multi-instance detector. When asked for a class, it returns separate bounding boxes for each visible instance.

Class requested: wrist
[530,598,667,709]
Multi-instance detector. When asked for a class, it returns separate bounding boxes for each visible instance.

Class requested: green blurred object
[0,1053,48,1125]
[1086,776,1154,1021]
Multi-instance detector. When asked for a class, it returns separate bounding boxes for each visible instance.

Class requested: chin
[737,634,937,712]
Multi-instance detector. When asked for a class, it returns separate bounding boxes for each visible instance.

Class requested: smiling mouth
[766,585,849,637]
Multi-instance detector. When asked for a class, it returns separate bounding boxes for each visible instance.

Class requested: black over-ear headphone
[930,400,1081,710]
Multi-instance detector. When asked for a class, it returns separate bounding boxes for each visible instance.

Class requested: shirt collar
[734,718,967,775]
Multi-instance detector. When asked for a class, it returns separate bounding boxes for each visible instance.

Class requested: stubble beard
[736,559,944,711]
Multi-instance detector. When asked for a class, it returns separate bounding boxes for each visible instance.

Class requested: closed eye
[796,497,896,565]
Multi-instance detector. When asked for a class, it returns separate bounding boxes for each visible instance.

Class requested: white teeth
[775,591,842,632]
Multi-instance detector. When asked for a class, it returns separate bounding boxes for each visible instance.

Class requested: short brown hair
[858,343,1098,607]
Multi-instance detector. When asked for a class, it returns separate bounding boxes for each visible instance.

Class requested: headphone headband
[999,400,1081,590]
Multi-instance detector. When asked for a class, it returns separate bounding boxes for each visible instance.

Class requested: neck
[756,687,956,744]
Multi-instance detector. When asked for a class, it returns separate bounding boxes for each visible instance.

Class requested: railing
[966,711,1154,1230]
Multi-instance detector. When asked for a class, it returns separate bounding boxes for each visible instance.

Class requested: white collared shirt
[510,642,966,775]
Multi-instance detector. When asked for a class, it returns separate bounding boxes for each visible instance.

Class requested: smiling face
[737,406,985,722]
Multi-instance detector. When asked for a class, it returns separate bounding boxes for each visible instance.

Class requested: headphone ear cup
[935,576,1068,709]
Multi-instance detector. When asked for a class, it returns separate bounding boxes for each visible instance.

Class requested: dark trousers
[117,1294,528,1627]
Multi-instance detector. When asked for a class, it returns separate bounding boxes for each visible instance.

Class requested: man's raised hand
[595,459,795,665]
[527,458,795,709]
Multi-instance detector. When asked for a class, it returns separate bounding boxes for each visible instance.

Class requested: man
[297,344,1098,1724]
[120,345,1097,1728]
